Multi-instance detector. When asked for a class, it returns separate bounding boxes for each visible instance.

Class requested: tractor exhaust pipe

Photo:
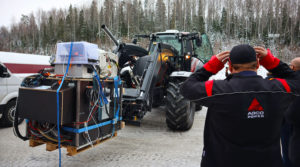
[101,24,119,46]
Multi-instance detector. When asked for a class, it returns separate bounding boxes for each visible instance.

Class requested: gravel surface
[0,107,207,167]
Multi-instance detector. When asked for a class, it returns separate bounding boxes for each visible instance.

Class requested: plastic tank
[55,41,99,64]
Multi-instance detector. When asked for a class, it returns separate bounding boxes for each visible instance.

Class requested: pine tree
[197,0,205,33]
[132,0,139,33]
[138,0,144,33]
[281,2,289,44]
[230,13,236,37]
[99,7,106,41]
[48,16,55,44]
[149,11,155,32]
[90,0,98,41]
[185,0,192,31]
[20,15,30,49]
[155,0,166,31]
[262,25,269,46]
[169,3,176,29]
[79,9,87,41]
[42,23,48,49]
[0,26,10,51]
[119,1,127,36]
[245,0,254,38]
[74,7,79,41]
[28,13,38,51]
[57,18,65,41]
[65,5,74,41]
[220,8,227,34]
[104,0,114,28]
[175,0,182,30]
[212,18,220,33]
[294,4,300,44]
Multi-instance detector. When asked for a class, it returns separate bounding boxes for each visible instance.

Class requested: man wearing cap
[286,57,300,167]
[180,44,300,167]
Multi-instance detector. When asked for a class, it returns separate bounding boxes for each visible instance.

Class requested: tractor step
[124,118,142,126]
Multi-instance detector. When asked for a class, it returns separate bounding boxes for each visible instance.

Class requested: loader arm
[136,43,178,101]
[136,45,161,102]
[121,43,178,124]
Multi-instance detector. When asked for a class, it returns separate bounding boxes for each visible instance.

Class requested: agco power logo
[247,98,264,119]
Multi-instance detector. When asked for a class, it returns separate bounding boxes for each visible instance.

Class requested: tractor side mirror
[0,64,10,78]
[132,38,138,44]
[195,36,202,47]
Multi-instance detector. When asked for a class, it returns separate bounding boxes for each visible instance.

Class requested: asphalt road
[0,107,206,167]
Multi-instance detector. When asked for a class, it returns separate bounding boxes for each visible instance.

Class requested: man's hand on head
[216,51,230,64]
[203,51,229,74]
[254,46,268,59]
[254,46,280,70]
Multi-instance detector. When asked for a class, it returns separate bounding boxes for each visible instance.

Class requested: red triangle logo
[248,98,264,111]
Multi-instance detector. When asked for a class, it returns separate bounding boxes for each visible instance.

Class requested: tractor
[101,25,213,130]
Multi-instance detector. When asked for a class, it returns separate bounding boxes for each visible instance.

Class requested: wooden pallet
[29,132,120,156]
[29,121,125,156]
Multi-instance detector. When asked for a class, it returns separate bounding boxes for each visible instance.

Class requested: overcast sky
[0,0,93,28]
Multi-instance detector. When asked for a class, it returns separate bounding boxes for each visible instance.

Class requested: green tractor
[102,26,213,130]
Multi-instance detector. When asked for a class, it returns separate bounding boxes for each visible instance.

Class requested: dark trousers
[281,121,292,167]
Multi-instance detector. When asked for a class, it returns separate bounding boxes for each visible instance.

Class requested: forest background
[0,0,299,62]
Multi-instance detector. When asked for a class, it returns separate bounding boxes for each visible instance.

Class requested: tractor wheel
[165,82,195,131]
[152,87,164,108]
[0,100,24,127]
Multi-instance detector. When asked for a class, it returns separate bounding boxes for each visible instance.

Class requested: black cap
[229,44,257,64]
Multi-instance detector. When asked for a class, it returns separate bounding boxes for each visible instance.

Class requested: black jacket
[285,70,300,167]
[180,50,300,167]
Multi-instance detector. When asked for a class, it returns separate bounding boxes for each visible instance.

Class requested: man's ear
[290,65,295,71]
[229,62,233,73]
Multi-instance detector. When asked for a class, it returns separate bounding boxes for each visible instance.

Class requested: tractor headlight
[185,55,191,59]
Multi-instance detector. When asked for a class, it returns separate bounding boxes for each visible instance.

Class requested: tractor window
[149,35,181,54]
[193,34,213,63]
[183,40,193,54]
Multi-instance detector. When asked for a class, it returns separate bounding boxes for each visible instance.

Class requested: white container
[98,49,118,78]
[55,41,99,64]
[54,64,93,78]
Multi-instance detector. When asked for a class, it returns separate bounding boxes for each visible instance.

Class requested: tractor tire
[0,100,24,127]
[165,82,195,131]
[152,87,164,108]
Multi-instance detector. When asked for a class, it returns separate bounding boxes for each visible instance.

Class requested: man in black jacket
[180,44,300,167]
[286,57,300,167]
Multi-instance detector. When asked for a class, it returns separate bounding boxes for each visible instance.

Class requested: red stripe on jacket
[203,56,224,74]
[259,49,280,70]
[205,80,214,97]
[275,78,291,93]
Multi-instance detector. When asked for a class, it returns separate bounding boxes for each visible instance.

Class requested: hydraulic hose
[13,101,28,141]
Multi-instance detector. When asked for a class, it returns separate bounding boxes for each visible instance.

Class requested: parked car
[0,52,51,127]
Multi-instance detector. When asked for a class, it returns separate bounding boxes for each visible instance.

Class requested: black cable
[102,86,110,117]
[14,101,28,141]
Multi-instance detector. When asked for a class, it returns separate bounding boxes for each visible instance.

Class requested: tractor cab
[135,30,213,74]
[146,30,213,64]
